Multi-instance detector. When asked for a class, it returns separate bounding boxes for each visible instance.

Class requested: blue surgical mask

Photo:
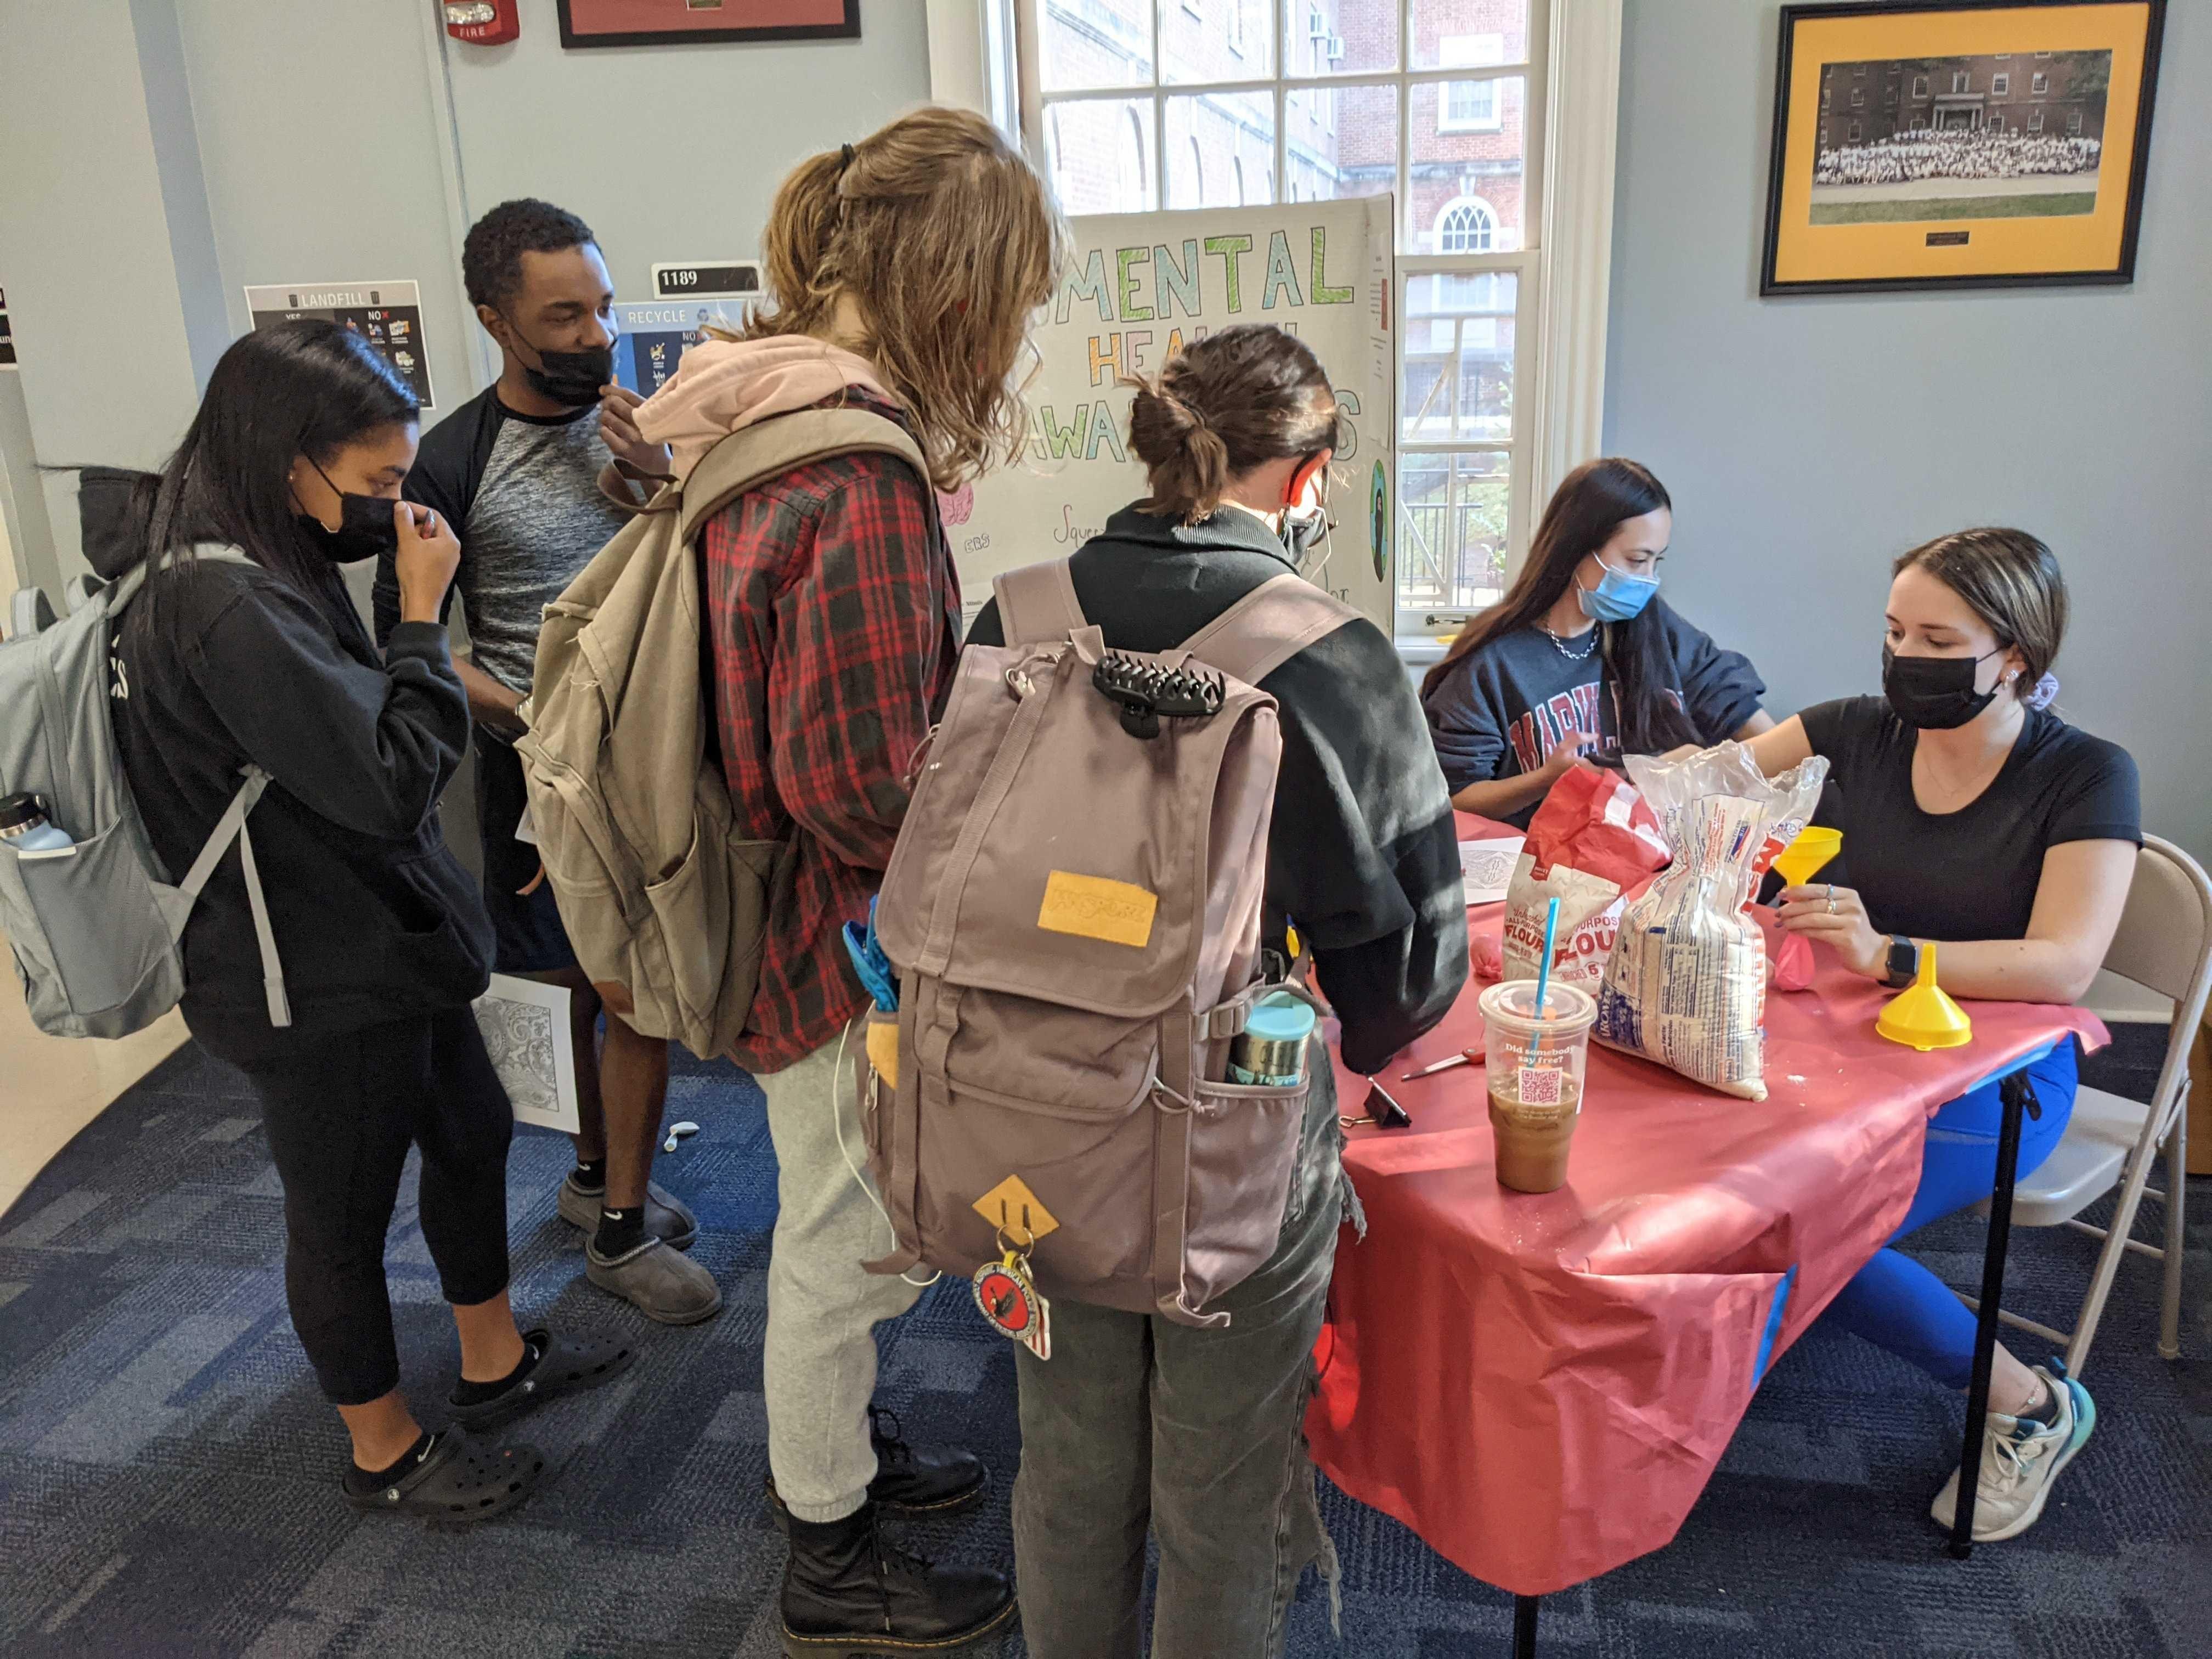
[1575,557,1660,623]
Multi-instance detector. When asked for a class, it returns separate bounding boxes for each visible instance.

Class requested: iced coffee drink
[1477,979,1598,1194]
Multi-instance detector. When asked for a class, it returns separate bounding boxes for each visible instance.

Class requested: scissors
[1400,1043,1485,1081]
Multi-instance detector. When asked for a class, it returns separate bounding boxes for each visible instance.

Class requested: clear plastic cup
[1477,979,1598,1193]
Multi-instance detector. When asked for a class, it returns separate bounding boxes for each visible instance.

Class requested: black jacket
[110,554,492,1065]
[968,506,1468,1075]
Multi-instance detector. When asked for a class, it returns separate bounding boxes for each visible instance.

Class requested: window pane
[1402,270,1517,442]
[1409,0,1530,69]
[1285,0,1397,78]
[1046,98,1159,215]
[1284,84,1394,202]
[1398,452,1511,618]
[1161,0,1273,84]
[1039,0,1155,92]
[1165,93,1275,208]
[1409,77,1528,252]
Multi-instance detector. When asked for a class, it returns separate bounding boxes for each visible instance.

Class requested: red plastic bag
[1502,764,1671,993]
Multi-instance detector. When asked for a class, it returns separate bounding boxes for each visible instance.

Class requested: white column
[1532,0,1624,506]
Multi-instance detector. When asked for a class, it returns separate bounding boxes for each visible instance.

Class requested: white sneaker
[1929,1364,2096,1542]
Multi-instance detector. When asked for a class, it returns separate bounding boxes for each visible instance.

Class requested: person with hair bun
[1741,527,2140,1543]
[631,107,1063,1652]
[1420,458,1773,828]
[967,322,1468,1655]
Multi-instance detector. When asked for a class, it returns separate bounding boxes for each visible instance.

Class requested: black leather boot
[765,1408,990,1527]
[780,1503,1014,1657]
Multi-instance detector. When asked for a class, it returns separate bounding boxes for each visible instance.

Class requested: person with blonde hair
[629,107,1063,1652]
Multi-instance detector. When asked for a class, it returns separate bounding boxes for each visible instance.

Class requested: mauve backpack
[863,556,1356,1328]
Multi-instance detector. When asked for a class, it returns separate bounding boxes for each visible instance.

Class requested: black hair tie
[839,143,856,173]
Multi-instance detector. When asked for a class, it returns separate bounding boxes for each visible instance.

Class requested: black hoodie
[967,506,1468,1075]
[110,552,491,1066]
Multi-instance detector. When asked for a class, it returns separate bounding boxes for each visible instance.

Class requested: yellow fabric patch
[974,1175,1060,1245]
[1036,871,1158,949]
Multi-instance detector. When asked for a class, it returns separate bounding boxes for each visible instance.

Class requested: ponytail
[1126,386,1232,521]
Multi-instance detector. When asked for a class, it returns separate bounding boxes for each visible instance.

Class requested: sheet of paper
[513,801,538,845]
[472,973,580,1135]
[1460,837,1524,906]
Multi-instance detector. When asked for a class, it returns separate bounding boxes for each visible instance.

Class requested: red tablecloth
[1307,814,2107,1596]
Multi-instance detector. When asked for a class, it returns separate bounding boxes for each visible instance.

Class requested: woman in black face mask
[1735,527,2139,1545]
[112,319,631,1523]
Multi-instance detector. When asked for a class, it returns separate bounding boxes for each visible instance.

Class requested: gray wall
[445,2,931,311]
[0,0,931,588]
[1605,2,2211,860]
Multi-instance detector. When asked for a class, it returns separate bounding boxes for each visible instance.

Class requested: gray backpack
[862,558,1356,1327]
[1,545,287,1039]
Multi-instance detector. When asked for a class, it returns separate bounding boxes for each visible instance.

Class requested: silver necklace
[1537,623,1599,662]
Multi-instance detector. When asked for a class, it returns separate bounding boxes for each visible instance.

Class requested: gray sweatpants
[1011,1051,1353,1658]
[760,1026,923,1523]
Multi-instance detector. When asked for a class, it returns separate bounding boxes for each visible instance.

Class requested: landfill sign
[244,280,433,409]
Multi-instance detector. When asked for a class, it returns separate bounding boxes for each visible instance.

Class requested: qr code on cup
[1516,1066,1563,1106]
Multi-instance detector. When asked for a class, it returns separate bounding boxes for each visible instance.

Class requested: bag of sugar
[1593,743,1828,1099]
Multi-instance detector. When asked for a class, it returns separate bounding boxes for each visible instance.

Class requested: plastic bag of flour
[1593,744,1829,1099]
[1502,764,1671,994]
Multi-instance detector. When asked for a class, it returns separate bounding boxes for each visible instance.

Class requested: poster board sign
[958,196,1396,633]
[612,299,752,397]
[244,280,433,409]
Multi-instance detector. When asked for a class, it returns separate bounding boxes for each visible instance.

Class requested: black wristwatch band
[1884,934,1919,990]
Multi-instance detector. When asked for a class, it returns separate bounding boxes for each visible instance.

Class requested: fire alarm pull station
[444,1,520,45]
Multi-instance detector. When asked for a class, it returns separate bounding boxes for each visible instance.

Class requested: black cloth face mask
[1881,645,2005,730]
[506,319,615,407]
[297,459,400,566]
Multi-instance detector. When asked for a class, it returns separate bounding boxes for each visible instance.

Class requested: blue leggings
[1820,1041,2078,1389]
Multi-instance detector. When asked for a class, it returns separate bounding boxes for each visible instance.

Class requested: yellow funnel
[1771,826,1843,890]
[1876,943,1973,1051]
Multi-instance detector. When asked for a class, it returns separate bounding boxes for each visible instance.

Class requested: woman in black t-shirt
[1420,459,1771,828]
[1742,528,2139,1545]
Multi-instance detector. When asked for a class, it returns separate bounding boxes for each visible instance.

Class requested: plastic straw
[1534,895,1560,1017]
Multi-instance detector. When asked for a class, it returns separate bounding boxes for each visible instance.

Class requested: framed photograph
[1762,0,2165,295]
[557,0,859,50]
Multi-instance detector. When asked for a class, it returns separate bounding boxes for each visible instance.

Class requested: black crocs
[448,1328,637,1429]
[342,1429,545,1524]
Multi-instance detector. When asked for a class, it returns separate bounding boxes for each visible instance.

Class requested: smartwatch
[1884,934,1920,990]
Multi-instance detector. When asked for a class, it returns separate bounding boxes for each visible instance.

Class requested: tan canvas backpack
[516,408,929,1059]
[863,557,1358,1327]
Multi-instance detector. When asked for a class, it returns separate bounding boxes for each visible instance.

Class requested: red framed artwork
[556,0,860,50]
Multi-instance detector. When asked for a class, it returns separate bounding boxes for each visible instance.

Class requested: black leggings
[244,1008,515,1405]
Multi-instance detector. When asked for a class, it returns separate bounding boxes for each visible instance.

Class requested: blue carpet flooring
[1,1033,2205,1658]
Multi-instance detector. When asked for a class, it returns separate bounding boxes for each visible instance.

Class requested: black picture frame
[556,1,861,51]
[1760,0,2165,296]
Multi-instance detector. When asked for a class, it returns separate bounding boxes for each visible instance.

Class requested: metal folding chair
[1961,834,2210,1375]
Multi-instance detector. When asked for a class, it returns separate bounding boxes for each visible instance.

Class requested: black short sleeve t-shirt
[1799,696,2141,943]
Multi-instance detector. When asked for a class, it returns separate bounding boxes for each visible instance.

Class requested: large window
[1023,0,1549,634]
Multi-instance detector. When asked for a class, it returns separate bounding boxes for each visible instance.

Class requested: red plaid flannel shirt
[699,398,960,1073]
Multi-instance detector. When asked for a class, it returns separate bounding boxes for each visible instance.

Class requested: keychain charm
[972,1240,1051,1361]
[966,1175,1060,1359]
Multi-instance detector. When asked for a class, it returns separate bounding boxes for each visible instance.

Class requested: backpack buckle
[1091,653,1224,740]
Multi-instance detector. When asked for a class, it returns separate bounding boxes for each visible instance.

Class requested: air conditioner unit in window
[1308,15,1330,39]
[1326,33,1345,61]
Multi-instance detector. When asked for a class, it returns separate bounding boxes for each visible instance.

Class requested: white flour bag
[1593,743,1828,1100]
